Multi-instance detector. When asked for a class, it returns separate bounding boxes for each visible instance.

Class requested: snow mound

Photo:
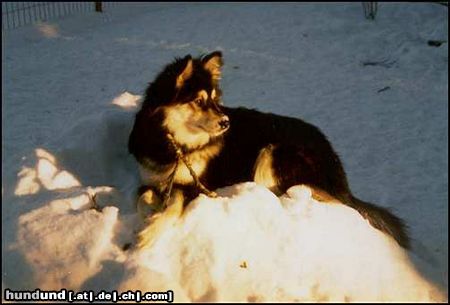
[121,183,446,302]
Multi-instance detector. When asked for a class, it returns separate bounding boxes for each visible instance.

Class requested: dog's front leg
[137,188,185,249]
[136,186,164,222]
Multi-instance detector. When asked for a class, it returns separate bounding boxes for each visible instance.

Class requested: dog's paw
[137,197,184,249]
[137,188,163,222]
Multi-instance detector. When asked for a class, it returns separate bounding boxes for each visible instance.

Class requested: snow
[2,2,447,302]
[121,183,445,302]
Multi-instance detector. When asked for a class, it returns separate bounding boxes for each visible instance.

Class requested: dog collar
[163,133,217,206]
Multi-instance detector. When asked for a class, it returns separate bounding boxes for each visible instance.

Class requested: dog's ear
[176,55,193,89]
[202,51,223,81]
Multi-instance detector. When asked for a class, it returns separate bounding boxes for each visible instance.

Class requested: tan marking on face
[198,90,209,101]
[211,89,216,100]
[163,104,210,149]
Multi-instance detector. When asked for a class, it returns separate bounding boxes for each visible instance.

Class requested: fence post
[95,2,102,12]
[362,2,377,20]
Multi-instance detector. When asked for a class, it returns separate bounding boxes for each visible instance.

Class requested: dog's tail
[348,195,410,249]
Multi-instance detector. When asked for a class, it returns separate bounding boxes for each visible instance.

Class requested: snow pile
[120,183,445,302]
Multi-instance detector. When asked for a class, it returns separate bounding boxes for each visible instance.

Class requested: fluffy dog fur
[128,51,410,249]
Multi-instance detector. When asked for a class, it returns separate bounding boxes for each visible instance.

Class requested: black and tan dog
[128,51,409,249]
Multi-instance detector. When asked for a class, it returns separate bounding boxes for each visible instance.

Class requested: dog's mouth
[194,124,229,137]
[211,125,229,137]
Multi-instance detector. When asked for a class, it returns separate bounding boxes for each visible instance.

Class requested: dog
[128,51,409,249]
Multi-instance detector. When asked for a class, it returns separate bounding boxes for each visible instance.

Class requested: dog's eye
[195,98,203,106]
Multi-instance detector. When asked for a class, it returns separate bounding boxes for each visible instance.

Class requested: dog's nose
[219,116,230,130]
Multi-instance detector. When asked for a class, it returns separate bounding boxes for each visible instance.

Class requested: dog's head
[144,51,229,149]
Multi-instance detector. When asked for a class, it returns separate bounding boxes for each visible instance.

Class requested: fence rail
[2,2,114,31]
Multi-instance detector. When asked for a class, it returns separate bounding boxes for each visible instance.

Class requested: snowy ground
[2,2,448,302]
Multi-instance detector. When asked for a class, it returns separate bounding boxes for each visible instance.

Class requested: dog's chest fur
[139,142,223,190]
